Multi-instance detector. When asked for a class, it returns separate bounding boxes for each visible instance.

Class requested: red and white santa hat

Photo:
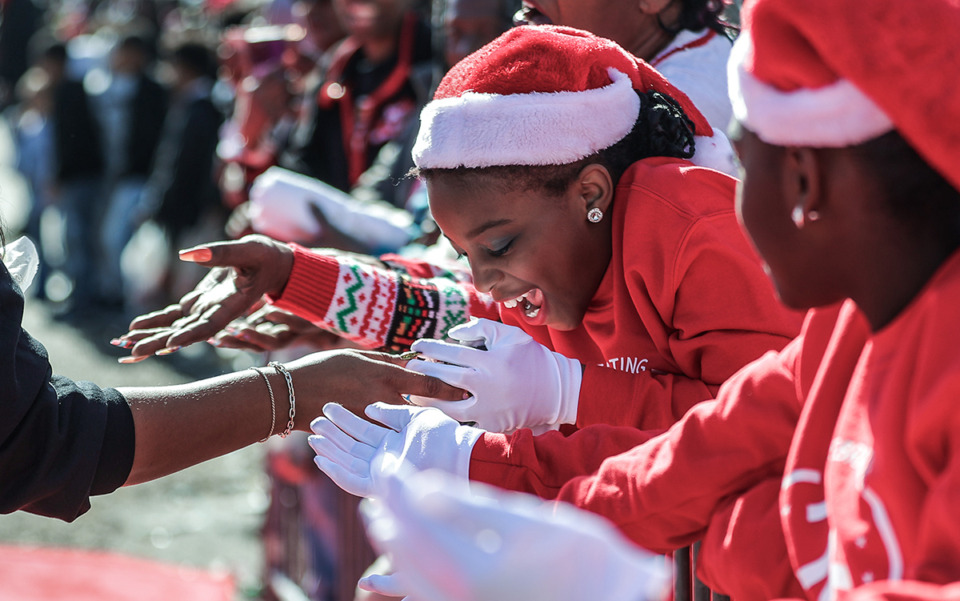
[413,25,735,175]
[729,0,960,191]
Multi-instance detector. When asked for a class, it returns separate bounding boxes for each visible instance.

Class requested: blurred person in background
[516,0,735,129]
[139,40,225,305]
[94,32,169,313]
[39,38,107,319]
[10,65,56,300]
[0,0,43,109]
[278,0,433,192]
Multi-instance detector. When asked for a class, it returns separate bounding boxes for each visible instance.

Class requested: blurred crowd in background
[0,0,521,323]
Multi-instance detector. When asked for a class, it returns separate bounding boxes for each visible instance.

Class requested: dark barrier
[675,543,730,601]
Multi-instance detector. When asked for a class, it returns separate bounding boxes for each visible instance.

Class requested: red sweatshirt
[472,250,960,601]
[272,157,801,431]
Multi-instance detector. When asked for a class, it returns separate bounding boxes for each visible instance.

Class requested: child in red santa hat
[306,0,960,600]
[120,26,799,460]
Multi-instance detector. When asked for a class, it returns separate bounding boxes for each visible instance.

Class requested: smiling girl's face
[425,166,614,331]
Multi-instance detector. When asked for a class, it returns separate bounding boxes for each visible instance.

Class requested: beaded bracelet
[249,366,276,442]
[269,361,296,437]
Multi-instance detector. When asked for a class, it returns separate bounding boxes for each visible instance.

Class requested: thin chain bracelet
[269,361,296,437]
[249,366,276,442]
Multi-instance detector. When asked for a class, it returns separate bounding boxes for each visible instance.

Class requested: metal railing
[675,543,730,601]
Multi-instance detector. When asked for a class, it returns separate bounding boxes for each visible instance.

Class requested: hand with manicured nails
[308,402,483,498]
[210,305,346,353]
[115,234,294,361]
[356,470,671,601]
[405,318,583,433]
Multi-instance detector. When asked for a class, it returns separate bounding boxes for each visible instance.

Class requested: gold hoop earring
[587,208,604,223]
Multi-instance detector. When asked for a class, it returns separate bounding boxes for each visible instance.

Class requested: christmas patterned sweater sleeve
[269,244,499,351]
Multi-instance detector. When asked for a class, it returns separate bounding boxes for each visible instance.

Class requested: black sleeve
[0,265,135,521]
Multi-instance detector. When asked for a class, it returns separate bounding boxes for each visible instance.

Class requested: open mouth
[513,2,553,26]
[501,288,544,319]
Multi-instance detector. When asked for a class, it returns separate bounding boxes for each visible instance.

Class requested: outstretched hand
[114,234,294,361]
[209,305,346,353]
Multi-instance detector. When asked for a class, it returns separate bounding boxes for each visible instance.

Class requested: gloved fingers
[445,317,490,345]
[309,418,378,461]
[357,572,408,597]
[321,402,389,448]
[308,434,374,480]
[313,454,371,497]
[364,401,427,432]
[447,317,532,348]
[404,358,475,390]
[410,338,484,367]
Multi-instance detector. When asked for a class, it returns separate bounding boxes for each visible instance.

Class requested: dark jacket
[122,73,168,178]
[146,81,223,238]
[0,263,134,521]
[52,78,104,183]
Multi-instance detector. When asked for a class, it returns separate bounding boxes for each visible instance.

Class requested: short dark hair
[854,130,960,228]
[170,42,216,79]
[416,89,696,197]
[40,41,68,65]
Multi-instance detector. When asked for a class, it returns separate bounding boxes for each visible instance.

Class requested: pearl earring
[792,207,821,228]
[587,208,603,223]
[791,206,804,228]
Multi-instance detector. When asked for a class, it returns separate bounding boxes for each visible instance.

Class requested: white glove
[405,318,582,433]
[357,469,671,601]
[249,166,414,248]
[308,402,484,498]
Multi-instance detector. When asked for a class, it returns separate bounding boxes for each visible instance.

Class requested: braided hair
[417,89,696,197]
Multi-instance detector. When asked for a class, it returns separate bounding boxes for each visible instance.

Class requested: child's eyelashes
[485,239,514,258]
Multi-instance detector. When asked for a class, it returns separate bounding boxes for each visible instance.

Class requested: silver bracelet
[269,361,296,437]
[249,366,276,442]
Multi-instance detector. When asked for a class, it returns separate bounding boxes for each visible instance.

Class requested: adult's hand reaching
[209,305,347,353]
[113,234,294,361]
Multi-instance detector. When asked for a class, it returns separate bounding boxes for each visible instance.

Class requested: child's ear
[577,164,614,215]
[783,147,824,227]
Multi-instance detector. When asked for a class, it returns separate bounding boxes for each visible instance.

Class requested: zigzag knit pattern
[274,245,498,351]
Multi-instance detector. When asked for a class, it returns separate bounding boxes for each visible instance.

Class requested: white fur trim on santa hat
[691,129,737,176]
[728,33,894,147]
[413,68,640,169]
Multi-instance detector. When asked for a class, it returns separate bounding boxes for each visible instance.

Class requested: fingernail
[155,346,181,356]
[110,338,133,348]
[179,247,213,263]
[207,338,222,347]
[118,356,146,364]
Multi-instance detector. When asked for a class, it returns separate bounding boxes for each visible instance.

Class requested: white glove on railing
[357,469,671,601]
[308,402,483,498]
[405,318,583,433]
